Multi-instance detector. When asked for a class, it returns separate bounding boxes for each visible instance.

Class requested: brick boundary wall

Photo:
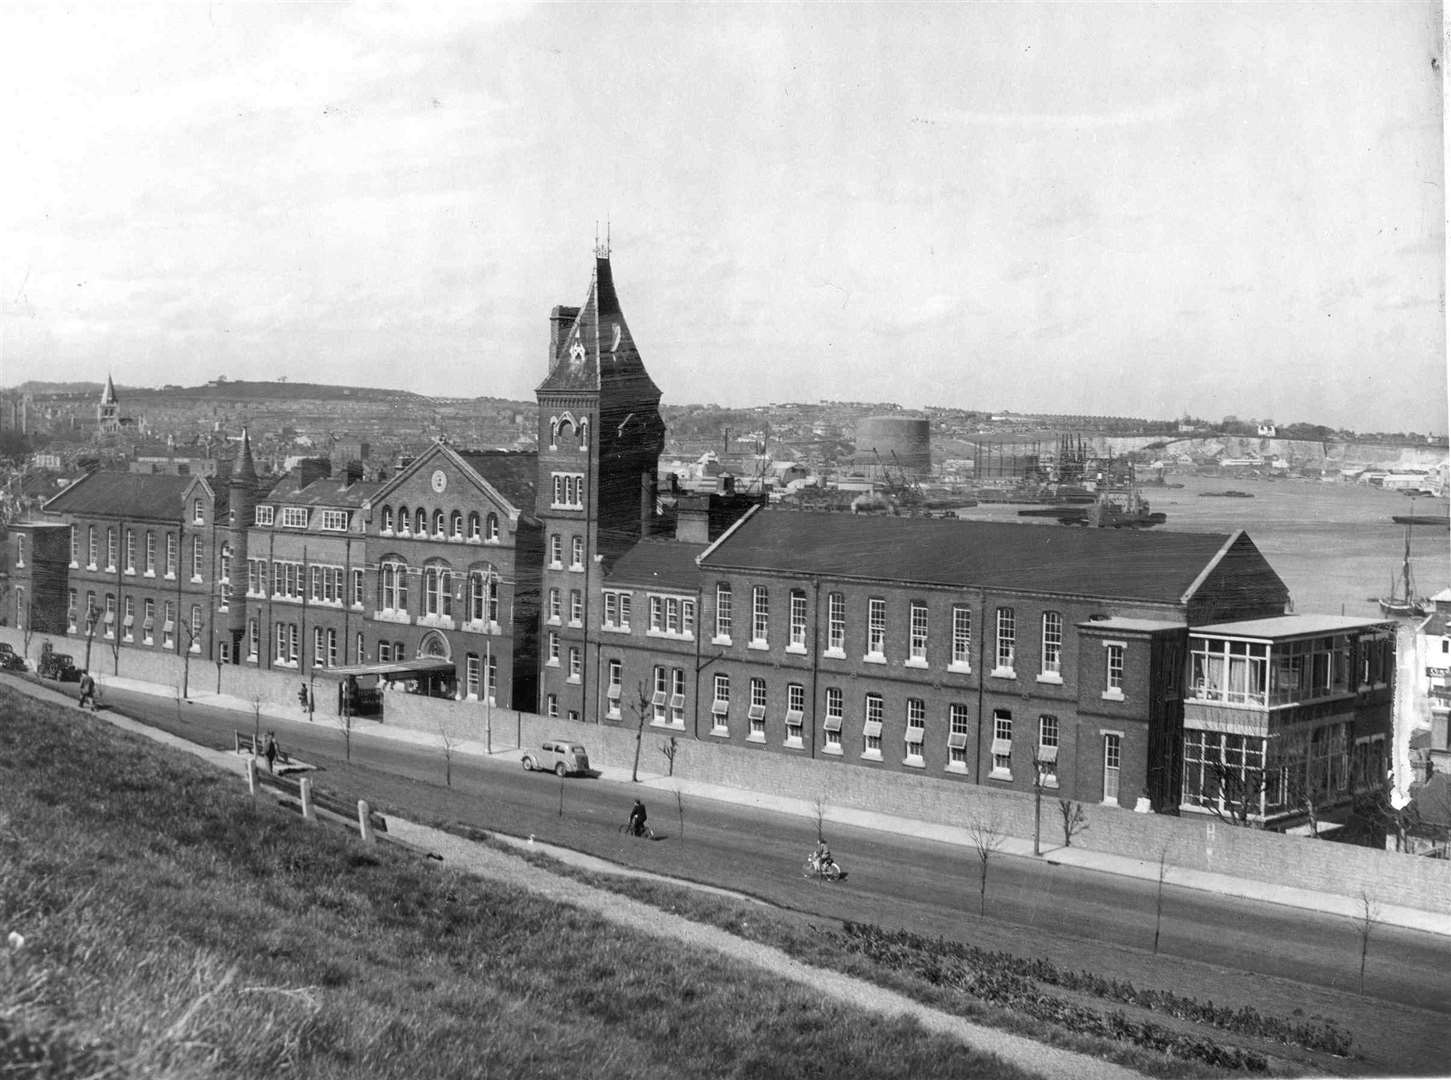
[6,627,1449,915]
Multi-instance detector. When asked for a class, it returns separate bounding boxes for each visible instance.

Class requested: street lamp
[81,602,99,674]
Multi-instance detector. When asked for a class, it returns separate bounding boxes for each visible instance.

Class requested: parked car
[39,652,79,682]
[521,739,591,777]
[0,643,24,672]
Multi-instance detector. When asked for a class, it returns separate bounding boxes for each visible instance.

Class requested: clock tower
[535,250,665,720]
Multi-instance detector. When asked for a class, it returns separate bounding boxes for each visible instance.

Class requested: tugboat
[1379,521,1430,618]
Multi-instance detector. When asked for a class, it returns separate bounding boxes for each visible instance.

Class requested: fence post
[300,777,315,821]
[244,757,257,797]
[358,799,375,842]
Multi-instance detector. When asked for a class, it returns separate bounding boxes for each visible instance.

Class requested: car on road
[0,643,24,671]
[521,739,590,777]
[39,652,79,682]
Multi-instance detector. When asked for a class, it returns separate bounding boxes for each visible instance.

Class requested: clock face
[431,469,447,493]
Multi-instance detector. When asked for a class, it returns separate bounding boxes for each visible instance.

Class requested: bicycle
[620,819,656,840]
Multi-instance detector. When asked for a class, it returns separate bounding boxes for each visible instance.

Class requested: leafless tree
[659,735,679,777]
[1356,891,1380,994]
[967,815,1005,917]
[813,796,828,844]
[630,681,650,782]
[439,724,458,788]
[1153,846,1170,954]
[1057,799,1088,847]
[674,787,685,841]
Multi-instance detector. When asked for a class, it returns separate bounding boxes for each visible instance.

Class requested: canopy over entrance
[317,657,456,681]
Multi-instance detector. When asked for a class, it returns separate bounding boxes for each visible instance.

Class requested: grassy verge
[0,686,1041,1080]
[465,833,1361,1079]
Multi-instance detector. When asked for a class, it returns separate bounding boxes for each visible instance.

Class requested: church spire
[232,427,257,483]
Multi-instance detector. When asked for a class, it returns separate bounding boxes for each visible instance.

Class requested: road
[35,678,1451,1068]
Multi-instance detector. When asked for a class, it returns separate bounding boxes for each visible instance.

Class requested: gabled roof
[607,538,708,592]
[699,509,1267,605]
[537,256,660,399]
[262,472,383,509]
[42,470,195,522]
[369,442,537,519]
[454,450,538,511]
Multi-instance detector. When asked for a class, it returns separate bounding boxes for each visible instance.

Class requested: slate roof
[264,473,384,509]
[607,538,708,592]
[537,256,661,399]
[42,471,196,521]
[456,450,538,512]
[699,509,1263,604]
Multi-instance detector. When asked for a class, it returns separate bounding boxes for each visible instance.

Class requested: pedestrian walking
[264,731,279,774]
[77,670,96,710]
[298,681,309,713]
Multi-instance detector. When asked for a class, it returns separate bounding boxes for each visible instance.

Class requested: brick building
[18,469,230,670]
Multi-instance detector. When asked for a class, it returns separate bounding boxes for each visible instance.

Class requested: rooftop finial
[594,218,611,259]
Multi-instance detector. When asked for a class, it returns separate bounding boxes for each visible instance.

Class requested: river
[957,473,1451,619]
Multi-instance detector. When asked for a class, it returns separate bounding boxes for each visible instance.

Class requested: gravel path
[386,817,1149,1080]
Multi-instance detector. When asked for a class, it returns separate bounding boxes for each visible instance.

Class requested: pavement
[24,669,1451,938]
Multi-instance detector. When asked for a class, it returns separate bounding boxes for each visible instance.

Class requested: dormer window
[321,510,349,532]
[193,498,204,524]
[254,506,275,526]
[280,507,308,529]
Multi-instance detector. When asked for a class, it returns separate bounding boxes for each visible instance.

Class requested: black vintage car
[39,651,79,682]
[0,643,25,672]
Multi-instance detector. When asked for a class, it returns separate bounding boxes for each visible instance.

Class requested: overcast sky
[1,2,1445,433]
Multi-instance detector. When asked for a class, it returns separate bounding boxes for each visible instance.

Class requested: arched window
[191,536,204,580]
[549,416,559,448]
[397,505,409,534]
[379,558,409,613]
[381,506,394,533]
[486,513,499,542]
[415,507,427,535]
[433,509,446,537]
[557,418,575,444]
[577,417,589,448]
[468,512,481,541]
[571,535,583,569]
[450,511,463,540]
[424,561,453,618]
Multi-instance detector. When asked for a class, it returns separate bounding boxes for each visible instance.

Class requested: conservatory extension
[1179,615,1395,827]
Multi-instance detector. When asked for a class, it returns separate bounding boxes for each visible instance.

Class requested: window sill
[748,640,769,651]
[989,769,1013,782]
[783,737,804,750]
[947,661,972,675]
[1036,672,1063,685]
[746,733,766,744]
[860,750,883,762]
[904,658,928,669]
[822,744,843,756]
[567,620,582,629]
[712,635,732,647]
[565,676,580,685]
[903,756,925,769]
[945,762,969,774]
[374,611,412,625]
[990,667,1016,680]
[710,726,731,739]
[822,647,846,660]
[1101,689,1125,702]
[164,573,176,581]
[600,624,630,634]
[606,709,621,721]
[1040,777,1059,789]
[190,576,203,585]
[785,644,807,655]
[862,653,886,665]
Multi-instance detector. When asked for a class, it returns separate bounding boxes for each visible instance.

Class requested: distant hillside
[132,380,430,403]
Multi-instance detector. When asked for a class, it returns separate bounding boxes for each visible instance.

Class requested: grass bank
[0,687,1030,1080]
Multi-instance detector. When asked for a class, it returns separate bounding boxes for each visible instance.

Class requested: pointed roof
[537,256,660,399]
[231,428,257,484]
[100,373,117,405]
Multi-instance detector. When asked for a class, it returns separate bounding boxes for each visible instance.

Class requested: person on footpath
[264,731,279,774]
[77,670,96,710]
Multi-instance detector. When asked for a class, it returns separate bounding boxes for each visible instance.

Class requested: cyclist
[628,799,648,837]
